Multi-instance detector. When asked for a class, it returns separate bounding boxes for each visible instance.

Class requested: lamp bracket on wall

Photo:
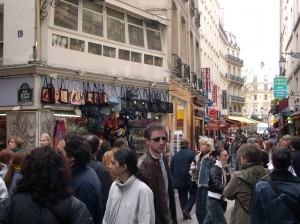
[40,0,60,20]
[282,51,300,59]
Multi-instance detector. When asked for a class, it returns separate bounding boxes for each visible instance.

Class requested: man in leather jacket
[138,122,177,224]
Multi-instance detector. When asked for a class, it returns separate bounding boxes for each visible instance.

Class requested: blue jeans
[196,187,208,224]
[231,153,236,169]
[203,197,227,224]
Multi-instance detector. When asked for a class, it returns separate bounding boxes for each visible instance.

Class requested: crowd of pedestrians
[0,126,299,224]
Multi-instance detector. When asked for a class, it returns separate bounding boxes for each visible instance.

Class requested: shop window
[70,38,85,51]
[154,57,163,67]
[146,22,162,51]
[54,0,78,31]
[176,100,185,131]
[103,46,116,58]
[119,49,130,61]
[107,8,125,43]
[128,15,144,47]
[131,51,141,63]
[52,34,69,48]
[88,42,102,55]
[82,1,103,37]
[144,54,153,65]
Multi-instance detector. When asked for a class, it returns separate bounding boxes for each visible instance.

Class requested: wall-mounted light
[150,82,156,87]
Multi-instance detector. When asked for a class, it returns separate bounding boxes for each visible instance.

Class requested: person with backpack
[223,143,268,224]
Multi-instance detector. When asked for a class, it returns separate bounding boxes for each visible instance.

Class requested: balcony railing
[226,73,245,84]
[190,0,195,16]
[183,64,190,81]
[191,72,197,87]
[228,95,245,103]
[172,54,182,78]
[225,54,243,66]
[194,9,200,27]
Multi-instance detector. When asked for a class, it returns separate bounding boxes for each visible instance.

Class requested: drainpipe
[35,0,41,62]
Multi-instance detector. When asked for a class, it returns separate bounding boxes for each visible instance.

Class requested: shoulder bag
[267,177,300,222]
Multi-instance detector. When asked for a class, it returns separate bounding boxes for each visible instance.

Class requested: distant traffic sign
[273,76,287,99]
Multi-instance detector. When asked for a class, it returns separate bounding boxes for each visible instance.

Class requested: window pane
[82,0,103,12]
[70,38,85,52]
[119,49,130,61]
[88,42,102,55]
[0,13,3,41]
[128,25,144,47]
[52,34,68,48]
[83,10,103,36]
[144,54,153,65]
[128,15,143,26]
[154,57,163,67]
[65,0,78,5]
[0,42,3,57]
[107,17,125,43]
[107,8,124,20]
[146,22,159,30]
[131,52,141,63]
[54,1,78,31]
[103,46,116,58]
[147,30,161,51]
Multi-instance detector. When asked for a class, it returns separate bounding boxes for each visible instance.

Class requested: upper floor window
[146,22,162,51]
[264,94,268,100]
[264,84,268,90]
[82,1,103,37]
[107,8,125,43]
[54,0,79,31]
[253,85,257,91]
[128,15,144,47]
[253,75,257,82]
[254,95,257,100]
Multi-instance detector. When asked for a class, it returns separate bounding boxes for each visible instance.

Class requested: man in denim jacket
[193,137,215,224]
[251,147,300,224]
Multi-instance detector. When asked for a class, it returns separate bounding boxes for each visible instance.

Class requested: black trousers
[177,185,197,212]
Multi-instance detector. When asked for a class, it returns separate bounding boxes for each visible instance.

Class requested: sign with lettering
[212,84,218,105]
[18,83,33,104]
[222,90,227,109]
[274,76,287,99]
[201,68,211,92]
[192,96,205,107]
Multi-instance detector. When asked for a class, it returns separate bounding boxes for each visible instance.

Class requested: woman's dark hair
[97,141,111,162]
[113,138,126,148]
[272,147,291,170]
[113,150,138,176]
[213,148,225,158]
[237,143,262,163]
[16,146,73,205]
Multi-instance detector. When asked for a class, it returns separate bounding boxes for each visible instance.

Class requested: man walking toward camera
[138,122,177,224]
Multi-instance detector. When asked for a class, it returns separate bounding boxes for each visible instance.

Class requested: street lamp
[279,56,286,76]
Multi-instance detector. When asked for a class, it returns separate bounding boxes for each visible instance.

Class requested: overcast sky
[219,0,280,75]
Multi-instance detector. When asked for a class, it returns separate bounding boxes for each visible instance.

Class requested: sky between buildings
[219,0,280,77]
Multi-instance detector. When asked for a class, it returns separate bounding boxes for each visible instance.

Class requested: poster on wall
[212,84,218,105]
[201,68,211,92]
[222,90,227,109]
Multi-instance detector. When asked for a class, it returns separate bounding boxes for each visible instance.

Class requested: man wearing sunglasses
[138,122,177,224]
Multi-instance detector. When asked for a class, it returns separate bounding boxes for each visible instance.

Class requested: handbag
[70,81,82,105]
[149,89,158,113]
[59,79,69,104]
[107,85,119,107]
[83,82,93,105]
[41,77,55,104]
[54,79,60,104]
[93,83,100,105]
[134,89,149,112]
[267,177,300,222]
[120,86,128,112]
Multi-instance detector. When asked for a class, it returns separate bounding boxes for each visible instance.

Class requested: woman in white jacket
[103,149,155,224]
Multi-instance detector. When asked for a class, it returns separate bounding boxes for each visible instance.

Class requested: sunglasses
[150,137,167,142]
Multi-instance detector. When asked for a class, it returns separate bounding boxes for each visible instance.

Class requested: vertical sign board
[222,90,227,109]
[212,84,218,105]
[201,68,211,92]
[274,76,287,99]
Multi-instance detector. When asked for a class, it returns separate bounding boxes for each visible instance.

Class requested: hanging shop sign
[192,96,205,107]
[222,90,227,109]
[212,84,218,105]
[201,68,211,92]
[195,109,205,117]
[208,108,217,117]
[274,76,287,99]
[18,83,33,104]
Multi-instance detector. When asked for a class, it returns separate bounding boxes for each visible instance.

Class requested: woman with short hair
[223,143,268,224]
[7,136,23,153]
[39,133,51,147]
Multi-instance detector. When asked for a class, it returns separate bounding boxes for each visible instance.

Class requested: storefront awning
[228,116,260,124]
[290,110,300,118]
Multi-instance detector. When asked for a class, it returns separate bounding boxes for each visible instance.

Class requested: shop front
[0,65,170,152]
[290,110,300,136]
[191,96,205,151]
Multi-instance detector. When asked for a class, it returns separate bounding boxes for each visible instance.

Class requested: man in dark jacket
[57,133,102,224]
[138,122,177,224]
[290,136,300,177]
[170,138,195,220]
[251,147,300,223]
[84,134,112,222]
